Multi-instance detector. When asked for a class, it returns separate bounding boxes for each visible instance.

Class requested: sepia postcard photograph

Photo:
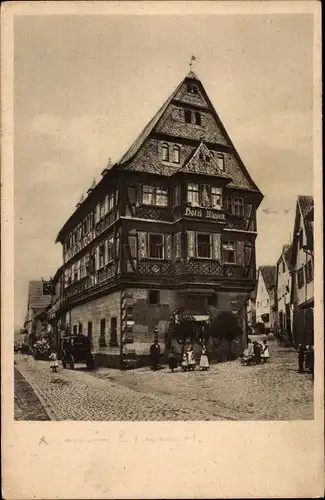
[2,1,323,499]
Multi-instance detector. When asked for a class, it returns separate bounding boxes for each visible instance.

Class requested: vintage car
[60,335,95,370]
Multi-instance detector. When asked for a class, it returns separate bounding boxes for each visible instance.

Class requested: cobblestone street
[14,337,314,421]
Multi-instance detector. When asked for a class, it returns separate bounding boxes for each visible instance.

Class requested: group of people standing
[149,338,210,373]
[242,338,270,364]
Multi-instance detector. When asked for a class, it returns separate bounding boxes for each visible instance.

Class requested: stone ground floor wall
[66,287,250,368]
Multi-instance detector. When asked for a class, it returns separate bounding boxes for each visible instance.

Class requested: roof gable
[259,266,276,292]
[176,141,231,178]
[28,281,52,310]
[290,195,314,267]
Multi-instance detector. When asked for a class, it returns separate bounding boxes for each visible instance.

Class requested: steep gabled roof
[259,266,277,292]
[175,141,231,178]
[290,195,314,268]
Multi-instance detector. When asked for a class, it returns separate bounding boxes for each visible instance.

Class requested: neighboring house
[255,266,277,331]
[24,280,52,346]
[276,244,293,342]
[54,70,263,366]
[290,195,314,346]
[246,289,256,331]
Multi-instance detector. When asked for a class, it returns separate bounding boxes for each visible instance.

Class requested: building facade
[276,245,293,343]
[24,280,53,346]
[54,70,263,364]
[290,195,314,346]
[255,266,277,331]
[246,290,256,331]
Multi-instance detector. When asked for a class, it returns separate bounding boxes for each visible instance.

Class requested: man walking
[150,337,161,371]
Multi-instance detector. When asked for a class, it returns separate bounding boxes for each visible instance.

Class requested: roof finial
[189,54,197,70]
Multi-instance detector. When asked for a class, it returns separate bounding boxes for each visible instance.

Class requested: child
[49,350,59,373]
[187,345,196,372]
[261,340,270,363]
[199,344,210,371]
[181,351,188,371]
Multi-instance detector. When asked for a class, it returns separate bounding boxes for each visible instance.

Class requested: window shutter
[165,234,172,260]
[236,241,245,265]
[138,232,147,260]
[212,233,222,261]
[187,231,195,258]
[175,233,181,260]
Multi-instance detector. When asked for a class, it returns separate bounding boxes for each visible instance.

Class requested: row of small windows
[162,143,180,163]
[185,109,201,125]
[297,260,313,289]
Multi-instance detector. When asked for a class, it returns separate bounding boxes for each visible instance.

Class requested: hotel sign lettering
[185,207,225,221]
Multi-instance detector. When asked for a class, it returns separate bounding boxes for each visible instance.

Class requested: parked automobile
[59,335,95,370]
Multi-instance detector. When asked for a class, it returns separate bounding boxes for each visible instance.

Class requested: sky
[14,13,314,328]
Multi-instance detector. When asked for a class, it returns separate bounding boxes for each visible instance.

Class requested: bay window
[211,187,222,209]
[197,234,212,259]
[223,241,236,263]
[149,234,164,259]
[142,185,168,207]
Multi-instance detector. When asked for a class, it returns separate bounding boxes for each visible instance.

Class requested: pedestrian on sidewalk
[49,350,59,373]
[149,337,161,371]
[298,344,305,373]
[253,341,262,364]
[168,346,178,373]
[199,344,210,371]
[261,340,270,363]
[187,344,196,371]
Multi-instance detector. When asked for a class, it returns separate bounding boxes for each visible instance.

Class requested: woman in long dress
[261,340,270,363]
[187,345,196,371]
[199,344,210,371]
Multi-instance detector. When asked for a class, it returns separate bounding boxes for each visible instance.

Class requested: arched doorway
[165,307,213,349]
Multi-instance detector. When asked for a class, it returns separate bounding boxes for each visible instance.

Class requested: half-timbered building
[55,70,263,364]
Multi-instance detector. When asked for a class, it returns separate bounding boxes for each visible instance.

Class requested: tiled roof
[260,266,277,291]
[27,281,52,310]
[298,195,314,249]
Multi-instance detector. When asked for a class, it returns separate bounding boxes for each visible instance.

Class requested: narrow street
[14,337,314,421]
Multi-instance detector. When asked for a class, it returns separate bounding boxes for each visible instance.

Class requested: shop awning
[192,315,210,322]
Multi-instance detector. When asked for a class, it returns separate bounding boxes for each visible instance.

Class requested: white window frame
[223,241,236,264]
[142,185,168,207]
[98,244,105,268]
[187,183,199,206]
[217,153,225,171]
[107,237,114,263]
[162,143,169,162]
[211,187,223,209]
[173,145,180,164]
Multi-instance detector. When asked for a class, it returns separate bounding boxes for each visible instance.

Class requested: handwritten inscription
[185,207,225,221]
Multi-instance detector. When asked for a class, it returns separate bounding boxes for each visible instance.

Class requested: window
[107,237,114,262]
[195,112,201,126]
[110,317,118,347]
[142,185,154,205]
[173,145,180,164]
[211,187,223,209]
[173,184,181,205]
[207,295,217,307]
[187,84,198,94]
[129,235,137,259]
[297,267,304,288]
[80,257,85,278]
[142,185,168,207]
[148,290,160,305]
[149,234,164,259]
[298,229,304,249]
[73,264,78,282]
[100,200,105,219]
[305,260,313,283]
[217,154,225,171]
[223,241,236,263]
[82,219,88,236]
[99,244,105,268]
[78,322,83,335]
[197,234,212,259]
[108,192,114,212]
[227,197,244,216]
[185,110,192,123]
[85,255,90,275]
[99,318,107,346]
[162,143,169,161]
[187,183,199,206]
[73,325,77,335]
[156,187,168,207]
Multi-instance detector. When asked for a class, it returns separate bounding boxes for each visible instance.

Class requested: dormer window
[162,143,169,162]
[173,145,180,164]
[217,153,225,171]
